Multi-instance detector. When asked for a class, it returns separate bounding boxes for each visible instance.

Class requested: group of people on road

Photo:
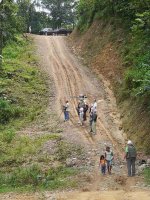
[77,98,98,134]
[63,95,98,134]
[99,146,114,175]
[63,96,137,177]
[99,140,137,177]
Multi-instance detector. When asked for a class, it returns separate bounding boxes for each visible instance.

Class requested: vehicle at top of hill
[54,28,72,36]
[39,28,72,36]
[39,28,53,35]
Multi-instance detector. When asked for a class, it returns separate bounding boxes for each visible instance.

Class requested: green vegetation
[0,135,83,192]
[76,0,150,153]
[0,133,60,166]
[0,164,78,192]
[144,168,150,184]
[77,0,150,99]
[41,0,77,29]
[0,36,49,189]
[1,37,48,128]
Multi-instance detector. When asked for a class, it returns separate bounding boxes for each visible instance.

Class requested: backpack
[127,145,137,158]
[63,105,66,111]
[93,113,97,122]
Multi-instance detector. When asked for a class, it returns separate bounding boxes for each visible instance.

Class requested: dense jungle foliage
[76,0,150,153]
[77,0,150,100]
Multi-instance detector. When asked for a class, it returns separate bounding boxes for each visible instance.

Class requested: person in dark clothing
[90,110,97,134]
[83,102,89,121]
[89,111,93,132]
[124,140,137,177]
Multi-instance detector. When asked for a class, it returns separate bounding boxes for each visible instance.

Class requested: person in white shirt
[63,100,69,121]
[93,99,97,110]
[79,107,84,125]
[105,146,114,174]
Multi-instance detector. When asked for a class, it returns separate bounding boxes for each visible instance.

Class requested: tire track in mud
[48,37,94,144]
[43,36,125,150]
[54,37,125,145]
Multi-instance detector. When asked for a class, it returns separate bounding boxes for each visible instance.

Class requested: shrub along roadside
[144,168,150,185]
[0,36,50,192]
[0,164,78,192]
[0,37,81,193]
[0,36,48,127]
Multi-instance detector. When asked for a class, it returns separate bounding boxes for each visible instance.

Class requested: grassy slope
[0,36,80,192]
[70,20,150,154]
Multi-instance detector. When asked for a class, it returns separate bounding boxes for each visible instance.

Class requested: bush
[0,165,78,190]
[144,168,150,184]
[1,129,16,143]
[0,99,23,124]
[0,164,41,187]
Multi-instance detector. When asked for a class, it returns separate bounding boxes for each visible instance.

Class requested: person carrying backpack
[124,140,137,177]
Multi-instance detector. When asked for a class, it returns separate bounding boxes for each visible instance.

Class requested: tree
[41,0,77,29]
[0,0,19,68]
[17,0,36,33]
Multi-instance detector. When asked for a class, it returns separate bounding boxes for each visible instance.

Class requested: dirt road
[1,35,149,200]
[33,35,150,199]
[36,35,125,147]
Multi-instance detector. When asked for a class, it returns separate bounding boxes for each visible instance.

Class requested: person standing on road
[93,99,97,110]
[83,101,89,121]
[89,109,93,132]
[124,140,137,177]
[92,109,97,134]
[89,103,94,113]
[29,26,32,34]
[79,107,84,126]
[99,155,106,175]
[63,100,69,121]
[105,146,114,174]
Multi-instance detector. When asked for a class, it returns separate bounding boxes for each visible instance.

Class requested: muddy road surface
[36,35,125,148]
[33,35,150,199]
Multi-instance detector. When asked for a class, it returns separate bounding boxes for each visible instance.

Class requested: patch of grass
[144,168,150,184]
[1,36,48,129]
[0,165,79,193]
[0,134,61,167]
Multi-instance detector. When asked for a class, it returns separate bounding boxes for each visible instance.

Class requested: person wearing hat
[124,140,137,177]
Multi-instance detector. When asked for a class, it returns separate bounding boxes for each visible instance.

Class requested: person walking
[89,103,94,113]
[91,109,97,134]
[89,110,93,132]
[124,140,137,177]
[99,155,106,175]
[63,100,69,121]
[79,107,84,125]
[93,99,97,110]
[105,146,114,174]
[83,101,89,121]
[29,26,32,34]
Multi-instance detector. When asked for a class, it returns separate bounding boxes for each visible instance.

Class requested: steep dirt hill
[70,20,150,154]
[1,35,149,200]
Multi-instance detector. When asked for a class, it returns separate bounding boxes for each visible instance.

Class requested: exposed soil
[1,35,149,199]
